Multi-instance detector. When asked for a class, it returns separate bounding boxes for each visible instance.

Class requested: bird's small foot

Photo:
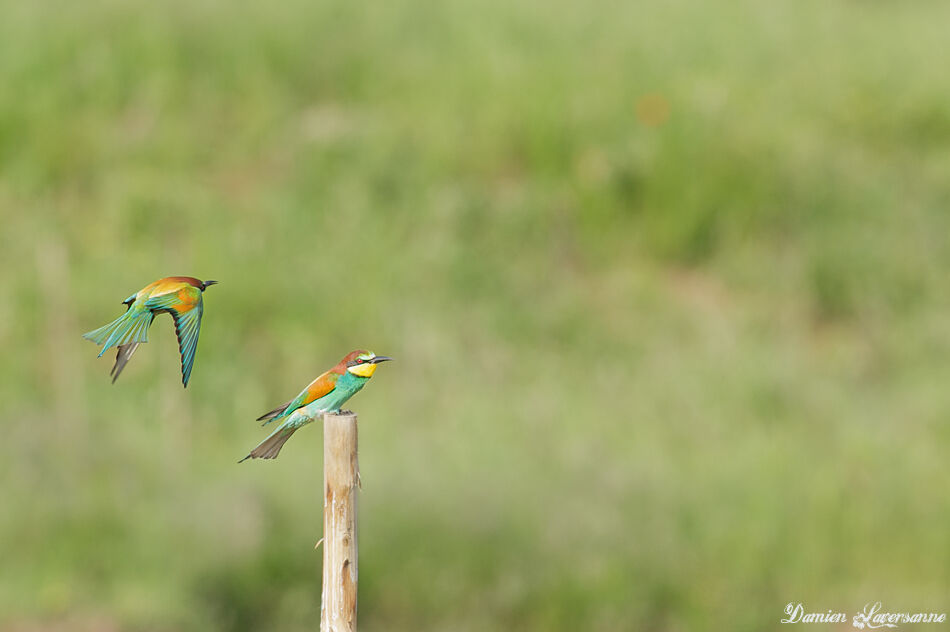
[338,409,354,416]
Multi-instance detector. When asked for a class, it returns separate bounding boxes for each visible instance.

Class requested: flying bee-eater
[240,350,392,462]
[83,276,218,387]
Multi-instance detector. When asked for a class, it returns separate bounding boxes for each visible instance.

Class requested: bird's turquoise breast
[299,372,369,417]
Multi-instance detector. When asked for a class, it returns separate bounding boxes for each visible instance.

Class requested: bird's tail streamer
[83,309,153,356]
[239,424,299,462]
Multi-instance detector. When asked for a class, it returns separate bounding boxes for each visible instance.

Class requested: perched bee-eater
[83,276,218,387]
[240,350,392,462]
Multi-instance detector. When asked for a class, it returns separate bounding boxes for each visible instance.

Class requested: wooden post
[321,412,359,632]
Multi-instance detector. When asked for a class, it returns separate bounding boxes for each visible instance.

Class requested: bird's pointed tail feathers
[83,310,152,356]
[111,343,141,383]
[239,424,298,462]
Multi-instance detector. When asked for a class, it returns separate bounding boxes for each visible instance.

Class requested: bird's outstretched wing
[257,370,340,425]
[171,303,203,387]
[145,285,204,387]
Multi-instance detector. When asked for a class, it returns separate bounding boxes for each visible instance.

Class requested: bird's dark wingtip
[239,455,252,463]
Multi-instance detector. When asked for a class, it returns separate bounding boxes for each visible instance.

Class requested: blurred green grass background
[2,0,950,630]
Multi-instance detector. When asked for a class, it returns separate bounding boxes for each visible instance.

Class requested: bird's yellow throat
[347,363,378,378]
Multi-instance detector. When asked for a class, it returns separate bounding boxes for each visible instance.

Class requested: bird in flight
[240,350,392,462]
[83,276,217,387]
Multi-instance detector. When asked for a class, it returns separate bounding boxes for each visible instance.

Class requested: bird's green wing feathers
[144,285,199,311]
[259,370,340,425]
[144,295,181,312]
[142,286,204,386]
[171,304,203,387]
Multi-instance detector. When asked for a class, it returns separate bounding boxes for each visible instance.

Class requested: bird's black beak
[202,280,219,290]
[370,356,392,364]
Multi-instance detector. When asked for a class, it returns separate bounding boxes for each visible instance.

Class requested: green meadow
[1,0,949,630]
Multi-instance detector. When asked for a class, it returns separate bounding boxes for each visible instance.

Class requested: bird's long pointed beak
[370,356,392,364]
[202,280,219,290]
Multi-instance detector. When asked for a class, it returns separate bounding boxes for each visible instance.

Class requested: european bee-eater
[83,276,217,387]
[240,350,392,462]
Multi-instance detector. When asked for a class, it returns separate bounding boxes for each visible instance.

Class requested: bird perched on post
[240,350,392,462]
[82,276,217,387]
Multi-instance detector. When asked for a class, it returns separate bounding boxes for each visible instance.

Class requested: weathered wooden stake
[321,412,359,632]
